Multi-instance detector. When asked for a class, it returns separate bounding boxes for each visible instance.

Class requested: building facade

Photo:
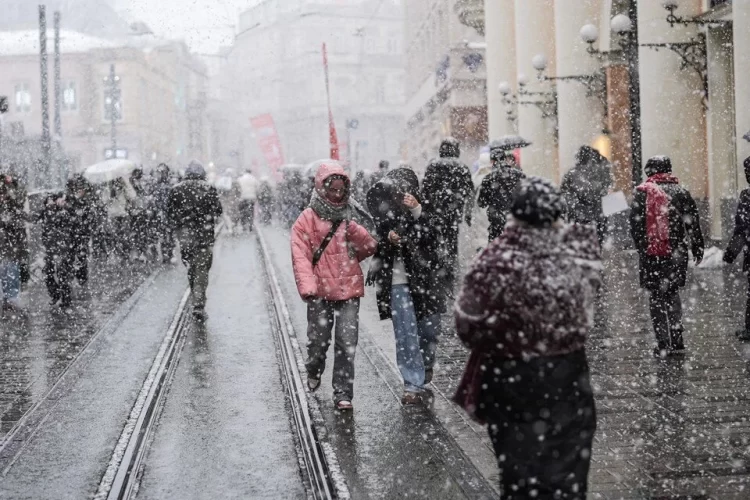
[216,0,405,177]
[460,0,747,240]
[0,29,209,181]
[403,0,488,173]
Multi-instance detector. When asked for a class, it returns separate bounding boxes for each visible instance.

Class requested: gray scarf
[309,190,374,234]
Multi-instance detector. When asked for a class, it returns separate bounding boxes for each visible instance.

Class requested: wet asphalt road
[136,235,305,499]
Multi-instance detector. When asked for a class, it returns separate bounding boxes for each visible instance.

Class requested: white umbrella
[83,159,137,184]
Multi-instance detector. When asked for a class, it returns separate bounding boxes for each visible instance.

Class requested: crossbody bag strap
[312,219,343,267]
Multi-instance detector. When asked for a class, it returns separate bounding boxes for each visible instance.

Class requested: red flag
[322,43,339,160]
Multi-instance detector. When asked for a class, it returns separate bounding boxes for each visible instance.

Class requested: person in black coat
[66,175,100,286]
[421,138,474,285]
[477,145,526,241]
[561,146,612,244]
[37,191,78,308]
[723,156,750,340]
[168,161,223,321]
[367,168,449,402]
[629,156,704,358]
[151,163,175,263]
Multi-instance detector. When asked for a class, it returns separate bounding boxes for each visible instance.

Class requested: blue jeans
[0,261,20,301]
[391,285,426,393]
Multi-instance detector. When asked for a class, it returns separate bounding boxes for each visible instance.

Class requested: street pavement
[0,258,156,441]
[136,235,306,499]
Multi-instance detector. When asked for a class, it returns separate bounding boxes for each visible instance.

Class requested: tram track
[92,230,344,500]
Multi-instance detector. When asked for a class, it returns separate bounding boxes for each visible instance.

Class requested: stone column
[638,1,707,200]
[514,0,557,181]
[554,0,604,175]
[706,25,737,240]
[484,0,517,139]
[733,0,750,189]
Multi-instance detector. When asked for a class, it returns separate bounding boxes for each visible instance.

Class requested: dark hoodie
[724,157,750,272]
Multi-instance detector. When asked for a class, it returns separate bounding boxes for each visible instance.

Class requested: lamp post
[580,11,643,187]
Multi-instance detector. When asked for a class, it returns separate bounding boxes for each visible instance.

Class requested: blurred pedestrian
[236,169,258,232]
[561,146,612,245]
[367,168,448,404]
[151,163,175,263]
[106,177,137,261]
[37,190,77,309]
[168,161,223,322]
[421,138,474,285]
[630,156,704,358]
[723,156,750,340]
[0,173,27,316]
[454,177,601,499]
[256,176,274,225]
[477,143,525,242]
[291,162,377,411]
[66,175,99,286]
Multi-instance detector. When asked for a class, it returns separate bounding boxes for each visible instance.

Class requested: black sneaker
[736,330,750,341]
[424,369,434,384]
[193,309,208,322]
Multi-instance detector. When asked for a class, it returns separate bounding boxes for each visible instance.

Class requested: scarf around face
[636,173,679,257]
[309,190,374,259]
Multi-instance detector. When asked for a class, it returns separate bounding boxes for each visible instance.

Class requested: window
[62,81,77,111]
[14,83,31,113]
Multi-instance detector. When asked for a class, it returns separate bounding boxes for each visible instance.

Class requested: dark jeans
[306,298,359,402]
[181,244,213,311]
[488,213,507,242]
[44,250,74,306]
[157,215,174,260]
[649,289,685,350]
[72,237,89,285]
[238,200,255,231]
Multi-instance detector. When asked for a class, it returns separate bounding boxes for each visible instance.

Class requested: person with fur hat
[291,161,377,411]
[723,157,750,340]
[168,160,223,321]
[630,155,704,358]
[454,177,601,498]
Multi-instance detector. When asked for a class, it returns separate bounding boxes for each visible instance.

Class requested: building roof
[0,29,121,57]
[0,0,131,39]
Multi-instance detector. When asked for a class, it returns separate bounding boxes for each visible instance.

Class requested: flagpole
[322,43,339,160]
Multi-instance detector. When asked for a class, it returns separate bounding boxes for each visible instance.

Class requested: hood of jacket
[314,162,350,200]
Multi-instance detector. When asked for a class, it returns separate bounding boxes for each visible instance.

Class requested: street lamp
[498,81,518,128]
[662,0,730,27]
[579,13,642,186]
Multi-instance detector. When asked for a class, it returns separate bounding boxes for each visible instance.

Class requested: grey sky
[115,0,257,53]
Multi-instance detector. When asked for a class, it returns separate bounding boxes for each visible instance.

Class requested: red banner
[250,114,285,178]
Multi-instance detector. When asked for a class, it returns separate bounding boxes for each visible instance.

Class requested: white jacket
[237,173,258,201]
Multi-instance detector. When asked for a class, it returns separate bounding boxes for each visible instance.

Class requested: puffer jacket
[291,163,377,301]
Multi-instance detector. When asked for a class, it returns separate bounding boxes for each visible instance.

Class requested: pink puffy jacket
[291,163,377,301]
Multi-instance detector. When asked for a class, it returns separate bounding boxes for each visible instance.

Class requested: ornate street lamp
[662,0,730,27]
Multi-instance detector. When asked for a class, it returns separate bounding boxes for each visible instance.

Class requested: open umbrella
[83,159,137,184]
[489,135,532,152]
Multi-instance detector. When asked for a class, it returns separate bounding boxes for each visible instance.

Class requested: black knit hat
[439,137,460,158]
[511,176,565,227]
[644,155,672,177]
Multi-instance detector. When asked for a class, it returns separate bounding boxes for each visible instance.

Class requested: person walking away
[151,163,175,263]
[723,157,750,340]
[291,162,377,411]
[469,150,492,251]
[236,169,258,232]
[561,146,612,245]
[454,177,601,499]
[421,138,474,285]
[128,168,151,261]
[477,144,525,242]
[168,161,223,322]
[66,175,98,286]
[256,176,274,225]
[0,173,28,316]
[37,190,78,309]
[367,168,448,404]
[106,177,137,261]
[630,156,704,358]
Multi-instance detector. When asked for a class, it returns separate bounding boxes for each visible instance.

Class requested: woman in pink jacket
[291,162,377,410]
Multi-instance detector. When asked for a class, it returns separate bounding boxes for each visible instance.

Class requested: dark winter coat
[366,168,449,320]
[168,178,223,249]
[629,180,704,291]
[477,165,525,224]
[560,160,611,224]
[453,221,600,496]
[36,192,76,254]
[421,157,474,227]
[724,188,750,273]
[0,181,27,262]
